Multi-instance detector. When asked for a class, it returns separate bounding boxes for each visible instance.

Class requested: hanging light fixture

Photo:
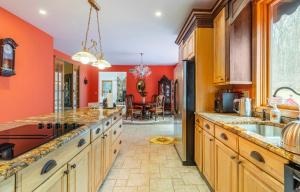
[72,6,97,64]
[92,8,111,70]
[130,53,151,78]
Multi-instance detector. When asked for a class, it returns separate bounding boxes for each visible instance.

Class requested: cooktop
[0,122,83,160]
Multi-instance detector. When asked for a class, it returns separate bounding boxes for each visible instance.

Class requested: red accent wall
[0,7,54,123]
[88,65,176,103]
[53,50,92,108]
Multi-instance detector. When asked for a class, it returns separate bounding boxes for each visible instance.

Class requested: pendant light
[92,9,111,69]
[130,53,151,78]
[72,6,97,64]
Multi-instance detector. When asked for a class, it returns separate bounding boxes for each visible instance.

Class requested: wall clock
[0,38,18,77]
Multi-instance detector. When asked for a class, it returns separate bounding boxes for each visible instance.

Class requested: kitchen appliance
[285,163,300,192]
[282,119,300,154]
[214,92,242,113]
[233,97,252,116]
[0,123,83,160]
[174,59,195,165]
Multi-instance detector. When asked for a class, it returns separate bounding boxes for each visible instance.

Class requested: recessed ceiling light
[155,11,162,17]
[39,9,47,15]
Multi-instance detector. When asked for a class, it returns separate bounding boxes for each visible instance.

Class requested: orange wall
[0,7,54,123]
[53,50,92,108]
[88,65,176,103]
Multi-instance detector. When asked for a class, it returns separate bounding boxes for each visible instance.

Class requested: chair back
[125,95,134,109]
[156,95,165,110]
[151,94,158,103]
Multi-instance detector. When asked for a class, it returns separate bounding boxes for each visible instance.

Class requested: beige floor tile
[181,172,205,185]
[127,173,150,186]
[112,186,137,192]
[115,179,128,187]
[150,178,174,192]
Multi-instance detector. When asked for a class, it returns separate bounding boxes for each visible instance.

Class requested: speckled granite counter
[196,112,300,164]
[0,107,122,182]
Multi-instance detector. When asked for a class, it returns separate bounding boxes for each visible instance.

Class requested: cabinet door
[68,146,92,192]
[239,156,284,192]
[0,176,15,192]
[214,140,238,192]
[213,8,226,84]
[187,32,195,59]
[194,125,203,171]
[203,131,215,188]
[34,165,68,192]
[91,136,104,192]
[103,129,112,177]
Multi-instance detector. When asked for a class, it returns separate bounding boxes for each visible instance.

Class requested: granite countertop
[197,112,300,164]
[0,107,122,182]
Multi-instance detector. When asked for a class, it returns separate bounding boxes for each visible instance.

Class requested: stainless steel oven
[285,163,300,192]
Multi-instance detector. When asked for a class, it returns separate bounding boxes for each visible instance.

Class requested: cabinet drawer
[111,136,122,163]
[103,118,112,131]
[91,123,103,141]
[202,120,215,136]
[239,138,288,183]
[112,112,122,125]
[195,115,202,127]
[112,120,123,144]
[17,131,90,192]
[215,125,238,152]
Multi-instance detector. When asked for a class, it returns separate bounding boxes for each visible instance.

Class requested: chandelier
[72,0,111,69]
[130,53,152,78]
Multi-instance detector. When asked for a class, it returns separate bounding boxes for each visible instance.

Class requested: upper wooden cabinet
[182,31,195,60]
[213,8,226,84]
[213,1,252,85]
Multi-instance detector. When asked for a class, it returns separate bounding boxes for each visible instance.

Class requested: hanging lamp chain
[83,6,93,50]
[96,11,104,58]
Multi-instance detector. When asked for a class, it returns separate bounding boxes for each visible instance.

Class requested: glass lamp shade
[92,62,106,70]
[72,51,97,64]
[98,58,111,68]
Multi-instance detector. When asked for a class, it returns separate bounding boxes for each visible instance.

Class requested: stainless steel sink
[233,123,283,146]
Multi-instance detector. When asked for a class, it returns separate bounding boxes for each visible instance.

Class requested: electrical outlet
[242,91,250,98]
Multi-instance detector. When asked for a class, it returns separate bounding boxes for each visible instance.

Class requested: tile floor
[99,122,210,192]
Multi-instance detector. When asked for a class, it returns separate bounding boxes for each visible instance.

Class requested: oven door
[285,164,300,192]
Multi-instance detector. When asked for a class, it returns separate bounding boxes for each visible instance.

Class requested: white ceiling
[0,0,217,65]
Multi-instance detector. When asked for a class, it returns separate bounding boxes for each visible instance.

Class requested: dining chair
[125,94,142,121]
[149,95,165,121]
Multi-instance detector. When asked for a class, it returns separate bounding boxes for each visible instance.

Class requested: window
[269,0,300,106]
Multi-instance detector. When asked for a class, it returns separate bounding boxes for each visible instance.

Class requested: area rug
[150,136,175,145]
[123,116,174,125]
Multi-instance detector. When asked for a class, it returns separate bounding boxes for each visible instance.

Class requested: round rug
[150,136,175,145]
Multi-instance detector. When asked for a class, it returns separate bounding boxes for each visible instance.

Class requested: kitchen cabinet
[0,176,15,192]
[214,140,238,192]
[91,136,104,192]
[103,129,112,177]
[213,8,226,84]
[238,156,284,192]
[203,131,215,188]
[194,124,203,171]
[182,31,195,60]
[68,146,92,192]
[34,165,68,192]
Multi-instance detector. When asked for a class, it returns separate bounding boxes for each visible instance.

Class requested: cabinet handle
[78,139,86,148]
[96,128,101,134]
[119,140,122,145]
[64,170,69,175]
[196,119,200,123]
[220,133,228,141]
[106,121,110,126]
[209,138,214,142]
[114,149,117,154]
[41,160,57,175]
[114,116,117,120]
[114,130,117,135]
[119,113,122,116]
[230,156,236,160]
[119,125,122,128]
[205,124,210,130]
[250,151,265,163]
[71,164,76,169]
[237,160,243,164]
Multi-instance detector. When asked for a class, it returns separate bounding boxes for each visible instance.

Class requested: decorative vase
[142,97,146,104]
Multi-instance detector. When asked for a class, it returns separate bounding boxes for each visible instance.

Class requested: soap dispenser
[270,104,281,123]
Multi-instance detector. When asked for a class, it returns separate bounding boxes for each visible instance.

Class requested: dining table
[134,102,154,119]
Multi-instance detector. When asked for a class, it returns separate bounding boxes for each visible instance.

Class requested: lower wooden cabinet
[34,165,68,192]
[214,140,238,192]
[0,176,15,192]
[91,136,104,192]
[238,156,284,192]
[203,131,215,188]
[103,129,112,177]
[194,125,203,171]
[68,146,92,192]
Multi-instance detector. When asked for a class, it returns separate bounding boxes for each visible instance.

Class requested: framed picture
[102,80,113,97]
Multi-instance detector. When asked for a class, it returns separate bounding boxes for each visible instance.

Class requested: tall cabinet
[158,75,172,113]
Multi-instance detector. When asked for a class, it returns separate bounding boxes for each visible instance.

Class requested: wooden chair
[149,95,165,121]
[125,95,142,121]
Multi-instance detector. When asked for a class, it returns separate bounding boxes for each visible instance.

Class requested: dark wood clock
[0,38,18,77]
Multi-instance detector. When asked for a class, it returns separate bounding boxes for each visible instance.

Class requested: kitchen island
[0,107,123,192]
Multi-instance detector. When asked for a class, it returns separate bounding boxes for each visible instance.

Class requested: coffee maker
[214,91,242,113]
